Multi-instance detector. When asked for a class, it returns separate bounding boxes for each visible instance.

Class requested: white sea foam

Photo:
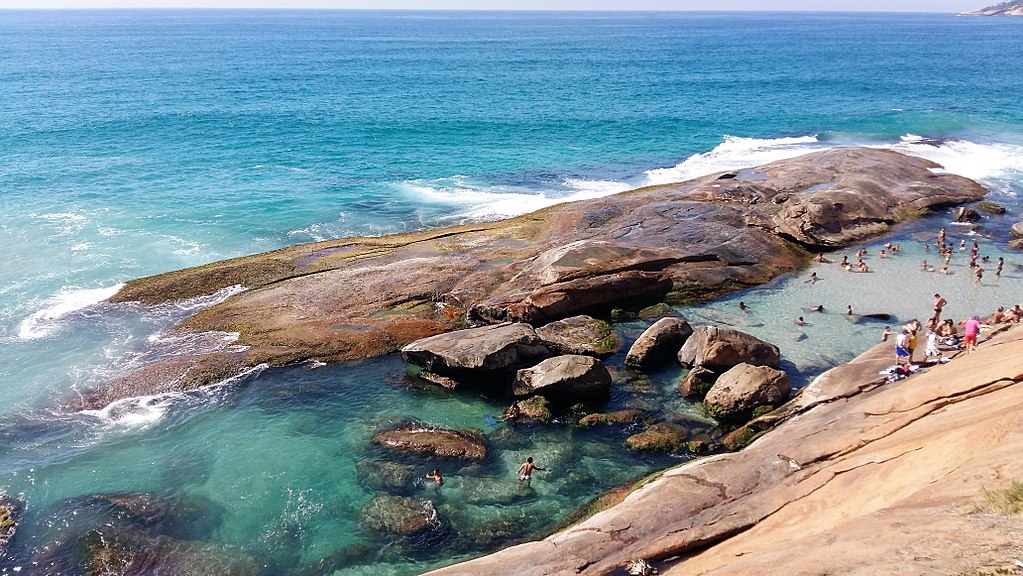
[70,242,92,252]
[396,175,631,220]
[887,136,1023,186]
[79,364,267,429]
[643,134,822,185]
[18,284,125,340]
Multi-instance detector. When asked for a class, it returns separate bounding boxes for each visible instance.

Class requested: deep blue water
[1,10,1023,575]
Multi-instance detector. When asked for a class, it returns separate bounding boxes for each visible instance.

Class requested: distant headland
[960,1,1023,15]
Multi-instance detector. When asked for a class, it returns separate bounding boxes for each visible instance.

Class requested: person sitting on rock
[501,401,521,421]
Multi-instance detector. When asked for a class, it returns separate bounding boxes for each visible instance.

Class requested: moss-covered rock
[625,423,688,452]
[975,200,1006,214]
[518,395,553,422]
[577,409,644,427]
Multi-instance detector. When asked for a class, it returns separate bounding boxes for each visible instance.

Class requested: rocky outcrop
[703,363,792,423]
[677,325,780,371]
[960,1,1023,15]
[372,423,488,461]
[535,315,619,357]
[423,325,1023,576]
[624,317,693,369]
[401,323,552,388]
[512,355,612,404]
[0,495,16,557]
[94,148,985,408]
[1011,221,1023,238]
[955,206,981,222]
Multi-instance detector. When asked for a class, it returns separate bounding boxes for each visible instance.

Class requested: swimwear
[963,333,977,344]
[519,474,530,481]
[895,346,909,357]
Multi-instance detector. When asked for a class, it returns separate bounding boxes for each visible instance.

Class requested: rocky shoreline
[91,147,986,411]
[425,323,1023,576]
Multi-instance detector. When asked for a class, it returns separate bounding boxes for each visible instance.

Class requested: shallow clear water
[2,10,1023,575]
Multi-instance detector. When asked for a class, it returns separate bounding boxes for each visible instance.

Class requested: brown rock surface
[703,363,791,423]
[512,355,612,404]
[97,148,984,407]
[677,325,781,371]
[535,315,619,357]
[372,424,487,461]
[423,325,1023,576]
[625,317,694,369]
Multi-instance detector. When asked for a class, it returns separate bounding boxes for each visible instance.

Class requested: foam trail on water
[643,135,821,185]
[396,175,632,220]
[18,284,125,340]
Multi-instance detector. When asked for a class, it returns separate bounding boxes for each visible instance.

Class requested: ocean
[1,10,1022,575]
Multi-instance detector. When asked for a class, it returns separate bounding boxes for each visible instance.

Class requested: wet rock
[1011,222,1023,238]
[373,423,488,461]
[577,409,644,427]
[625,317,694,369]
[955,206,981,222]
[678,365,718,399]
[518,395,553,421]
[678,325,781,371]
[512,355,612,404]
[625,423,688,452]
[610,308,638,323]
[704,363,792,424]
[400,323,552,388]
[57,528,261,576]
[356,460,418,492]
[535,315,620,357]
[0,495,17,557]
[975,200,1006,214]
[638,303,675,319]
[358,495,443,537]
[1010,238,1023,250]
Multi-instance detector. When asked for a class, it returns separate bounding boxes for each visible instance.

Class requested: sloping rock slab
[373,423,488,461]
[625,316,694,369]
[678,325,780,371]
[512,355,612,404]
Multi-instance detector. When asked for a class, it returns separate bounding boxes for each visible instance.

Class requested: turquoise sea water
[2,10,1023,575]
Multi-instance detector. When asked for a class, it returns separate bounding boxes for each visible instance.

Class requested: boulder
[638,303,675,319]
[577,409,644,427]
[704,363,792,424]
[678,365,718,399]
[1011,222,1023,239]
[76,529,262,576]
[512,355,612,404]
[678,325,781,371]
[975,200,1006,214]
[625,317,694,369]
[625,423,688,452]
[535,315,619,357]
[373,423,487,461]
[359,495,442,537]
[1010,238,1023,250]
[955,206,981,222]
[400,323,552,387]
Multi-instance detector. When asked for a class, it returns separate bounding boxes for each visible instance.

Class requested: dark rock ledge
[83,148,985,410]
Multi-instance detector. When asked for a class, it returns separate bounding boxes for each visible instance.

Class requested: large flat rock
[95,148,985,408]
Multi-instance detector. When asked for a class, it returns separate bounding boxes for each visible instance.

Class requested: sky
[0,0,994,11]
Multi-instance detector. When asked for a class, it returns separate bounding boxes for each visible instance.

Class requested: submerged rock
[535,315,620,357]
[76,529,262,576]
[975,200,1006,214]
[512,355,612,404]
[625,316,694,369]
[373,423,488,461]
[678,325,781,372]
[356,460,418,492]
[359,495,442,537]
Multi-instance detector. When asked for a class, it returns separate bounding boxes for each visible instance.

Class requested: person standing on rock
[518,457,546,483]
[895,329,910,365]
[962,316,982,353]
[932,293,947,323]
